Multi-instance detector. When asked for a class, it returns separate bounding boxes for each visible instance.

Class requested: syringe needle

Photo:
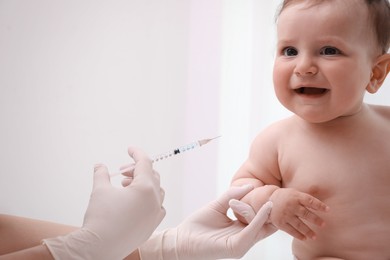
[110,136,220,177]
[198,135,221,146]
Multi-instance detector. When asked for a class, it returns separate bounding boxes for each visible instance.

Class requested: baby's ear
[366,53,390,94]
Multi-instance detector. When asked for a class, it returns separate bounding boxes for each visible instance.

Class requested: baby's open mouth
[295,87,328,95]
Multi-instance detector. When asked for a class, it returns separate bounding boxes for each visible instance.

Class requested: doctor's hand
[43,147,166,260]
[138,185,275,260]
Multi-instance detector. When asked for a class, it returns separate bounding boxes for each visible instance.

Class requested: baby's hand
[269,188,329,241]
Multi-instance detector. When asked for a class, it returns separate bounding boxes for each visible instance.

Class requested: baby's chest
[278,139,390,200]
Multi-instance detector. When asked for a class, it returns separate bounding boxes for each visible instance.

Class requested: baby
[231,0,390,259]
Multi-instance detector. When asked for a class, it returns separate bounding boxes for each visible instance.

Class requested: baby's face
[273,0,379,123]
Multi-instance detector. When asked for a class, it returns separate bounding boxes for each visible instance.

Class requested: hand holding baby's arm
[269,188,329,240]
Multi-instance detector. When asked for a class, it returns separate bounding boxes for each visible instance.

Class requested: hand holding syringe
[110,136,220,177]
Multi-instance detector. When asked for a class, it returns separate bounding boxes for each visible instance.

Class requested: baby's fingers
[300,194,330,212]
[282,218,316,241]
[297,206,326,227]
[281,222,308,241]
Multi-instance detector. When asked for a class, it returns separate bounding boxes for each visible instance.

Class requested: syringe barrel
[153,141,200,162]
[110,137,219,177]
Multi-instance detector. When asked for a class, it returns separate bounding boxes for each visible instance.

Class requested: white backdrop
[0,1,389,259]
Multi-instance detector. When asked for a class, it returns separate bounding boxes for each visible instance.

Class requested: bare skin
[0,214,141,260]
[0,214,75,255]
[232,0,390,259]
[234,105,390,259]
[0,214,74,259]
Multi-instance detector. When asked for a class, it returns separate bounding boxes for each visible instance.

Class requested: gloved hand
[43,147,166,260]
[138,185,275,260]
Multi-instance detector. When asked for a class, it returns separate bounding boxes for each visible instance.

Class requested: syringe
[110,136,220,177]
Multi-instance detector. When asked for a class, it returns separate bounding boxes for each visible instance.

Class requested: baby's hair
[276,0,390,54]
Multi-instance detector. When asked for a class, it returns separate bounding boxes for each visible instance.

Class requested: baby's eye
[320,47,341,56]
[282,47,298,56]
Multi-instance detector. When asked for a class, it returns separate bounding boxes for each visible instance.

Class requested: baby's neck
[295,103,370,131]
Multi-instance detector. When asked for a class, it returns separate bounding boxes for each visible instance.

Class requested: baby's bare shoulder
[254,116,296,141]
[368,104,390,120]
[236,117,297,182]
[250,116,300,155]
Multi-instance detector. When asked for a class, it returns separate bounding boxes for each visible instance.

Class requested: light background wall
[0,1,389,259]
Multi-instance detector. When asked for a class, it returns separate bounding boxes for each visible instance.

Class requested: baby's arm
[231,128,329,240]
[231,128,282,215]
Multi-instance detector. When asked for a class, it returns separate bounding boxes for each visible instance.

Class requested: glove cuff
[42,228,102,260]
[139,228,178,260]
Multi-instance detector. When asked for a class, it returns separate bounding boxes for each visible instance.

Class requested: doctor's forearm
[0,214,143,260]
[0,244,53,260]
[0,214,76,255]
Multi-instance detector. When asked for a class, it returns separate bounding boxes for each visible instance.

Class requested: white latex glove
[43,147,166,260]
[139,185,275,260]
[229,198,265,223]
